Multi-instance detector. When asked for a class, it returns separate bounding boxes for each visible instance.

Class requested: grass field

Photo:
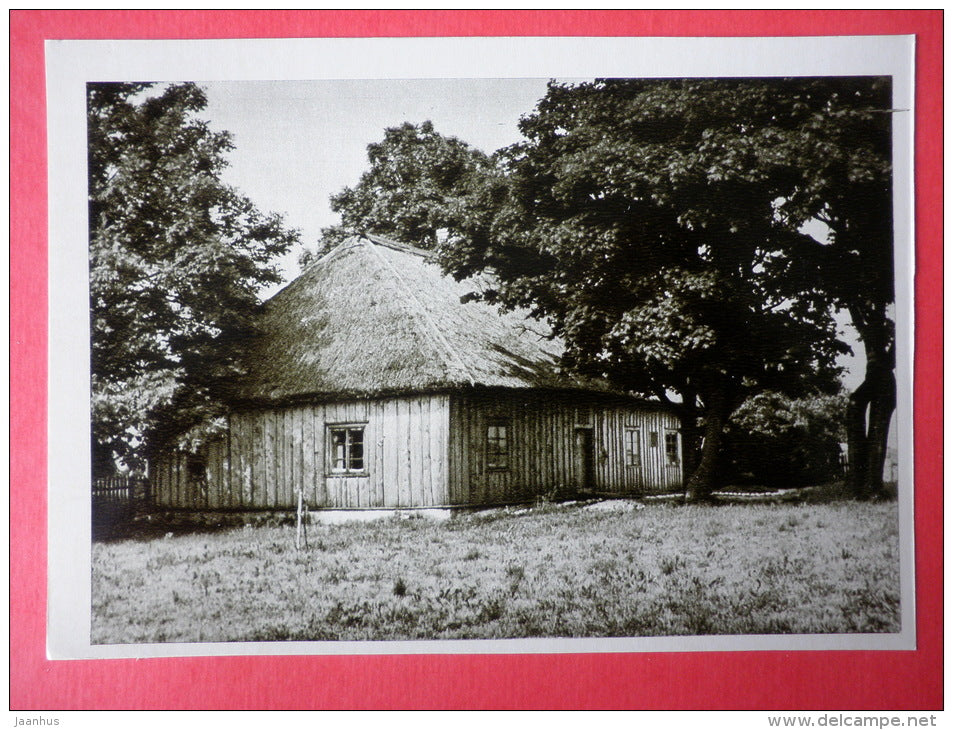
[91,495,901,643]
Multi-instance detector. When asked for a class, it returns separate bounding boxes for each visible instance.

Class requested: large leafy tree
[440,78,892,499]
[759,78,895,499]
[88,82,298,472]
[301,121,493,266]
[639,76,895,498]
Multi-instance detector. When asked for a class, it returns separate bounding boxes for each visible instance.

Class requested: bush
[721,392,847,487]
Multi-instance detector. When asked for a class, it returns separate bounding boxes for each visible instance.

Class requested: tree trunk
[847,355,896,499]
[676,390,701,480]
[680,414,701,481]
[865,369,896,497]
[846,380,872,497]
[684,391,729,502]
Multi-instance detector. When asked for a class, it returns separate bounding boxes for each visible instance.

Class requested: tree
[300,121,493,266]
[754,78,895,499]
[88,82,298,471]
[439,78,877,499]
[618,77,895,498]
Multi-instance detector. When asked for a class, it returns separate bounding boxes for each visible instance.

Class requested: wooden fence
[92,475,150,523]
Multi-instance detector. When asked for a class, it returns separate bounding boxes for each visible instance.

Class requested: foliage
[88,82,298,471]
[439,78,881,497]
[685,76,895,498]
[722,392,849,487]
[300,121,494,266]
[91,498,900,643]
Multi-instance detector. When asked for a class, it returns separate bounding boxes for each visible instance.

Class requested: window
[328,424,365,474]
[665,431,680,466]
[624,428,642,467]
[649,431,659,448]
[486,420,509,470]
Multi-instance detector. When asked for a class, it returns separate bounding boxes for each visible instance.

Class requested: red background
[10,10,942,710]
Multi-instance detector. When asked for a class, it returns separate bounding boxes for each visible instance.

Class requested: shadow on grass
[708,480,899,506]
[92,509,295,543]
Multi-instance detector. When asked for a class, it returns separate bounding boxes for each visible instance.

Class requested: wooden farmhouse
[152,234,684,510]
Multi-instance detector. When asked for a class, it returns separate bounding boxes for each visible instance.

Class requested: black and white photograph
[46,36,915,657]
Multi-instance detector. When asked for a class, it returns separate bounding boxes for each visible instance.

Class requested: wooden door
[574,427,595,491]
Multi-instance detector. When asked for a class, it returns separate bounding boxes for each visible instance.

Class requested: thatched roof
[234,234,608,403]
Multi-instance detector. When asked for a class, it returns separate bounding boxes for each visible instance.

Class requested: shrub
[721,392,847,487]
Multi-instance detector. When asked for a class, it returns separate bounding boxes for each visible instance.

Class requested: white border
[46,35,916,660]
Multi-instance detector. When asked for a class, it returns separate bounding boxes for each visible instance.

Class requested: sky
[199,78,558,284]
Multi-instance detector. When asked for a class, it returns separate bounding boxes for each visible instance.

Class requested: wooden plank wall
[447,391,682,505]
[152,394,450,509]
[149,390,680,510]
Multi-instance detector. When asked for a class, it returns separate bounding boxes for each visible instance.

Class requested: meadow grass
[91,498,900,643]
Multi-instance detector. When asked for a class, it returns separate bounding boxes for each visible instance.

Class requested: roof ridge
[264,237,364,304]
[364,233,436,259]
[363,238,477,387]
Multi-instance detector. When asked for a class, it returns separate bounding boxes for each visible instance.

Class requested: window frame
[485,418,510,472]
[623,427,642,468]
[326,422,369,476]
[664,429,681,467]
